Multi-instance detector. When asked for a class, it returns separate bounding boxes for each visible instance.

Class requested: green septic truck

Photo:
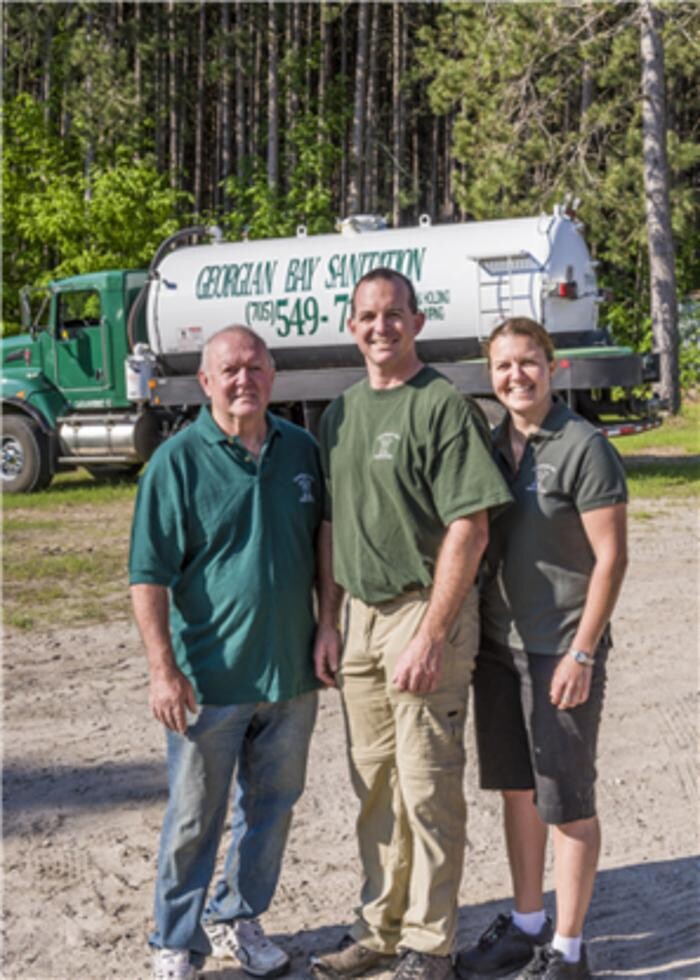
[2,209,659,493]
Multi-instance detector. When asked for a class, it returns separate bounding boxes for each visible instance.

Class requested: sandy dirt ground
[3,499,698,979]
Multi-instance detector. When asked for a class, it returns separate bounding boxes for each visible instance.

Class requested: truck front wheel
[1,415,53,493]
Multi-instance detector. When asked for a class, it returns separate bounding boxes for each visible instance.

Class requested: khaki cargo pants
[338,587,479,956]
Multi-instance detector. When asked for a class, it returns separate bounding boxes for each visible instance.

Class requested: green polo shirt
[320,366,512,604]
[129,406,323,705]
[480,399,628,654]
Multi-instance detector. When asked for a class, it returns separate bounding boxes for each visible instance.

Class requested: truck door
[53,288,112,398]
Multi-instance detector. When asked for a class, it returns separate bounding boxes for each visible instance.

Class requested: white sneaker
[204,918,290,977]
[152,948,198,980]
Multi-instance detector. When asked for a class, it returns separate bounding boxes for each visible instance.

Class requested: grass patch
[611,401,699,500]
[624,459,700,500]
[2,468,139,511]
[3,487,135,630]
[612,402,699,456]
[629,509,658,521]
[3,517,59,532]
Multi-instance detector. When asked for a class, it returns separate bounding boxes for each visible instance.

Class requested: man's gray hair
[199,325,275,373]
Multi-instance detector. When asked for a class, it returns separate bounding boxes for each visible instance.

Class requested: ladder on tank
[469,251,543,339]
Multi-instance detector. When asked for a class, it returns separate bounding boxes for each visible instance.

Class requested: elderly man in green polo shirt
[129,326,323,980]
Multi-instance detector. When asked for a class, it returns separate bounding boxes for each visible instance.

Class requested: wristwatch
[569,649,595,667]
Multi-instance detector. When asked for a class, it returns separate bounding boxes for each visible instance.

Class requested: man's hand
[131,583,198,733]
[314,623,342,687]
[149,666,198,734]
[549,655,592,711]
[392,633,445,694]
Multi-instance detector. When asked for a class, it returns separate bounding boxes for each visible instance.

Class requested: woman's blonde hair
[483,317,555,364]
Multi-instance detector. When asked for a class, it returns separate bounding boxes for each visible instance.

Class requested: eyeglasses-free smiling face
[347,276,425,386]
[489,331,556,422]
[198,331,275,431]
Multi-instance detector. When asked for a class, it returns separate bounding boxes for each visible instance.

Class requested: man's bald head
[199,326,275,375]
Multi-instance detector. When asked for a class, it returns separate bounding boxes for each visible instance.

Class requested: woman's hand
[550,653,593,710]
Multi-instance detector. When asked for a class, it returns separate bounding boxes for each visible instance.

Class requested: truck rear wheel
[1,415,53,493]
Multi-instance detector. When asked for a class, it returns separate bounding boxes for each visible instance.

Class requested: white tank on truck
[145,207,600,375]
[3,206,659,493]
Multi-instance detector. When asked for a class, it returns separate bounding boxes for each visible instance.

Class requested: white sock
[512,909,547,936]
[552,932,582,963]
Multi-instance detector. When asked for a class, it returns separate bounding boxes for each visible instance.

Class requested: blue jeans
[150,691,317,963]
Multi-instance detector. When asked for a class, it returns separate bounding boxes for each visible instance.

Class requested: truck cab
[2,270,148,492]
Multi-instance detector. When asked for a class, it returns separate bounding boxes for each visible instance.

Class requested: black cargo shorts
[473,637,609,825]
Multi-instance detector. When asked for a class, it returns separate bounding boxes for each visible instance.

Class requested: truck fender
[2,397,55,435]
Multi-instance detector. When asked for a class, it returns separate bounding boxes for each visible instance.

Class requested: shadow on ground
[453,855,699,979]
[191,855,700,979]
[3,759,167,832]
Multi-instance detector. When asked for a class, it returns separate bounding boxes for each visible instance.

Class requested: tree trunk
[42,10,53,128]
[347,0,369,215]
[391,1,401,227]
[84,8,94,201]
[134,1,142,119]
[234,5,246,179]
[318,0,331,149]
[168,0,177,191]
[339,3,348,214]
[194,0,205,213]
[429,115,438,221]
[364,1,380,212]
[251,13,261,161]
[221,2,232,208]
[640,0,680,412]
[267,1,279,191]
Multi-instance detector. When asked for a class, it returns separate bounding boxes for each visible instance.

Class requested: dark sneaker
[456,913,553,978]
[516,943,591,980]
[310,934,395,978]
[393,950,455,980]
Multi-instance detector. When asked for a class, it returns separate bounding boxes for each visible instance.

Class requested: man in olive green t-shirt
[311,270,511,980]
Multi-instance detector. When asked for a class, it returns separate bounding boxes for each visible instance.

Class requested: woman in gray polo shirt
[456,318,628,980]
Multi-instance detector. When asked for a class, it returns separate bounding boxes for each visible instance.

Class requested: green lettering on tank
[195,260,278,299]
[324,248,427,289]
[221,264,238,297]
[284,256,321,292]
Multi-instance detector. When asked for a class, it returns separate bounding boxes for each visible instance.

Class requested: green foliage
[416,2,700,388]
[2,95,188,331]
[220,107,344,242]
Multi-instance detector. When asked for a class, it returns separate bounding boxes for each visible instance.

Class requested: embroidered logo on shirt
[525,463,557,492]
[373,432,401,460]
[293,472,316,503]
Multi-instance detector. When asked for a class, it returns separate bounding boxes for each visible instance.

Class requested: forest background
[2,1,699,389]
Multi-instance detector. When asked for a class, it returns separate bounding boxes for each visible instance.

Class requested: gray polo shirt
[480,399,628,654]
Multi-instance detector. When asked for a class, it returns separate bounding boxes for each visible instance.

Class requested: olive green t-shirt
[319,366,512,604]
[480,399,628,654]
